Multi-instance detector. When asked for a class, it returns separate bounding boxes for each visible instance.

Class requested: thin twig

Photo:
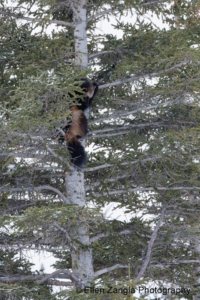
[135,207,166,283]
[94,264,128,277]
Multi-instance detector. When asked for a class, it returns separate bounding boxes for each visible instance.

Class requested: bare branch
[90,229,132,243]
[94,264,128,277]
[85,156,161,172]
[141,0,167,7]
[0,203,34,215]
[54,222,72,245]
[89,101,173,125]
[135,207,166,283]
[0,274,44,283]
[0,9,74,27]
[4,132,72,169]
[154,260,200,269]
[98,59,190,90]
[48,280,73,286]
[91,186,200,197]
[87,0,166,24]
[0,185,70,204]
[89,50,115,59]
[89,121,180,137]
[37,269,79,284]
[0,270,79,284]
[87,7,121,23]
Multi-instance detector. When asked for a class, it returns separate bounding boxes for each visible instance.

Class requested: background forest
[1,0,200,299]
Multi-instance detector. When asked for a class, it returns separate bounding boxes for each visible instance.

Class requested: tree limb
[87,7,121,23]
[89,121,180,137]
[90,229,132,243]
[154,260,200,269]
[98,59,190,90]
[0,270,79,284]
[85,156,162,172]
[89,50,115,59]
[53,222,72,246]
[141,0,167,7]
[0,274,44,283]
[0,9,75,27]
[94,264,128,277]
[0,185,70,204]
[89,101,173,125]
[48,280,73,286]
[135,207,166,283]
[91,186,200,197]
[37,269,79,284]
[87,0,166,24]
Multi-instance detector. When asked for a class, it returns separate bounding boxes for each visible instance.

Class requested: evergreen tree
[1,0,200,299]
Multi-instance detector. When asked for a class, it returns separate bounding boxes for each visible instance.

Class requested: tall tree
[1,0,200,299]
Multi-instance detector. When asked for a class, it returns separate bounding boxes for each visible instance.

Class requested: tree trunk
[65,0,94,287]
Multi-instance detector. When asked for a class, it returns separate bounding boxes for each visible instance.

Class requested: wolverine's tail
[67,136,86,167]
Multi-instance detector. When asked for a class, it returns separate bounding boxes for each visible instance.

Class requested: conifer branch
[89,101,173,125]
[87,7,122,23]
[0,270,79,284]
[90,230,132,243]
[85,156,162,172]
[0,185,70,204]
[87,0,166,24]
[91,186,200,197]
[48,280,73,286]
[154,260,200,268]
[89,121,180,136]
[89,50,115,59]
[0,274,44,283]
[0,9,75,27]
[53,222,72,245]
[98,59,190,90]
[37,269,79,284]
[94,264,128,277]
[141,0,167,6]
[135,207,166,283]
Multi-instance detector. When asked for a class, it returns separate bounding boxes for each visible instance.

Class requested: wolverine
[58,78,98,167]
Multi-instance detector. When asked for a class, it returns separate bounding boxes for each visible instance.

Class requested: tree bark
[65,0,94,287]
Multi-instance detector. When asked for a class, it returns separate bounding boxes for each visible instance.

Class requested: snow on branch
[135,207,166,283]
[94,264,128,277]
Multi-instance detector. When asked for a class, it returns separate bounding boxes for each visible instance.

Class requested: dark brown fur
[59,78,98,167]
